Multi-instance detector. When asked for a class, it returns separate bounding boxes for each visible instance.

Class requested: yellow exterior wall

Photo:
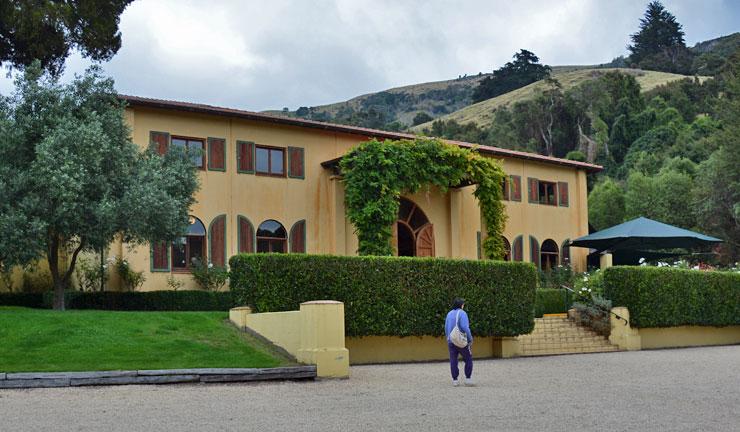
[346,335,520,364]
[118,105,593,290]
[245,311,302,356]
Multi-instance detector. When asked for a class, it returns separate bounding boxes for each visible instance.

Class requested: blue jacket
[445,308,473,345]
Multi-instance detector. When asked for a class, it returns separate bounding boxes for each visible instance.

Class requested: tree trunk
[48,233,65,311]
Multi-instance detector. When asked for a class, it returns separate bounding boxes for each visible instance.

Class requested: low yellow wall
[230,301,349,378]
[345,336,519,364]
[609,307,740,350]
[639,326,740,349]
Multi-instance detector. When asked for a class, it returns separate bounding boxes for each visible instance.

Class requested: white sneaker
[464,378,475,386]
[452,379,460,387]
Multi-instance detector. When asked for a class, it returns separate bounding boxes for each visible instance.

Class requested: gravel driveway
[2,346,739,432]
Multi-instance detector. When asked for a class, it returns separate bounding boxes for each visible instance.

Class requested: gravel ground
[2,346,739,432]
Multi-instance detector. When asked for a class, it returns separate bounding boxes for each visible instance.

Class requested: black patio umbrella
[569,217,722,253]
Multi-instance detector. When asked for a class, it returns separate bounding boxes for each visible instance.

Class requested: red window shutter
[502,177,510,200]
[558,182,569,207]
[237,141,255,173]
[208,137,226,171]
[288,147,305,179]
[151,241,169,271]
[150,131,169,156]
[511,176,522,201]
[415,223,435,257]
[527,178,539,203]
[530,236,541,269]
[513,236,523,261]
[238,216,254,253]
[289,220,306,253]
[209,215,226,267]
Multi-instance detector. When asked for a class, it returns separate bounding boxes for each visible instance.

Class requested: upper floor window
[172,137,205,169]
[538,181,557,206]
[256,146,285,176]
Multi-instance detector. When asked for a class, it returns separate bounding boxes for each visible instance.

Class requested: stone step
[518,316,621,356]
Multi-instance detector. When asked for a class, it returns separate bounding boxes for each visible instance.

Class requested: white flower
[208,263,213,268]
[582,276,588,282]
[639,257,646,264]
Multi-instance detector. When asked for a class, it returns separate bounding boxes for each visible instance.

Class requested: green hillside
[268,73,489,128]
[411,68,702,130]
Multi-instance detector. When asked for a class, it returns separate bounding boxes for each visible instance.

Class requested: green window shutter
[289,220,307,253]
[288,147,305,179]
[237,140,255,174]
[502,177,509,200]
[208,215,227,267]
[150,241,170,272]
[527,177,539,203]
[529,235,541,269]
[510,175,522,201]
[207,137,226,171]
[558,182,569,207]
[150,131,170,155]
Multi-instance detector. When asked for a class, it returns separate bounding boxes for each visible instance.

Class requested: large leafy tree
[0,0,133,75]
[588,177,626,230]
[628,1,693,73]
[0,64,199,309]
[472,49,552,103]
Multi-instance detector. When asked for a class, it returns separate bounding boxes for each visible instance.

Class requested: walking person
[445,297,474,386]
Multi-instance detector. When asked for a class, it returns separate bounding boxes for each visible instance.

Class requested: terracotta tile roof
[120,95,603,173]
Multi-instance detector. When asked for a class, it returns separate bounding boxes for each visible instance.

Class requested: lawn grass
[0,307,290,372]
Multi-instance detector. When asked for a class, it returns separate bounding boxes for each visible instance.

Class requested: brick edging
[0,366,317,389]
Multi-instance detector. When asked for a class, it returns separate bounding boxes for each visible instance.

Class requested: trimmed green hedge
[41,291,236,311]
[534,289,572,317]
[229,254,537,337]
[604,266,740,328]
[0,292,45,309]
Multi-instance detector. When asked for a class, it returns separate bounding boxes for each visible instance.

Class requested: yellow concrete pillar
[609,307,641,350]
[492,337,520,358]
[600,253,613,270]
[229,306,252,330]
[297,300,350,378]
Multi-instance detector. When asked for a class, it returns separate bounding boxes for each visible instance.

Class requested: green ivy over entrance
[340,138,507,259]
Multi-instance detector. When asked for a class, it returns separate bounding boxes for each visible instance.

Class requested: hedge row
[534,289,572,317]
[0,292,45,309]
[229,253,537,337]
[0,291,236,311]
[604,266,740,328]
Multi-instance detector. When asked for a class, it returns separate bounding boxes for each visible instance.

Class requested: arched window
[172,216,206,270]
[396,198,434,257]
[541,239,559,271]
[502,237,511,261]
[257,220,287,253]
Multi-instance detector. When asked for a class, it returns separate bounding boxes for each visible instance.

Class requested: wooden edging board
[0,366,317,389]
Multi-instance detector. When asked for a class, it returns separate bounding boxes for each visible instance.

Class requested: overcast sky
[1,0,738,111]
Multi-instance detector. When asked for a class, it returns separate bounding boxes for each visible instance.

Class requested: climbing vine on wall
[340,138,507,259]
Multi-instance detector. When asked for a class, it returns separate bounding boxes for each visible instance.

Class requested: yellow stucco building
[114,95,601,291]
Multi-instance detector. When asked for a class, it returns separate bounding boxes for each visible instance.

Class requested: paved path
[2,346,739,432]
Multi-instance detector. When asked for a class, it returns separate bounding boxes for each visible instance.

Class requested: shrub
[0,292,45,308]
[40,290,236,311]
[571,294,612,336]
[115,257,146,291]
[603,266,740,328]
[190,260,229,292]
[229,254,537,337]
[534,289,572,317]
[75,255,108,292]
[22,265,53,293]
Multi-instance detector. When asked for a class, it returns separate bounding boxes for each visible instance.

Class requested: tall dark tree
[472,49,551,103]
[628,1,693,73]
[0,0,133,75]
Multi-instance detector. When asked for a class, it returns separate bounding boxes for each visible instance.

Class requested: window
[257,220,287,253]
[541,239,559,271]
[255,146,285,176]
[502,177,510,200]
[172,137,205,169]
[538,181,557,206]
[503,237,511,261]
[172,216,207,270]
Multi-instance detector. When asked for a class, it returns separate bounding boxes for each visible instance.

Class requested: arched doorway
[396,198,435,257]
[541,239,559,271]
[502,237,511,261]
